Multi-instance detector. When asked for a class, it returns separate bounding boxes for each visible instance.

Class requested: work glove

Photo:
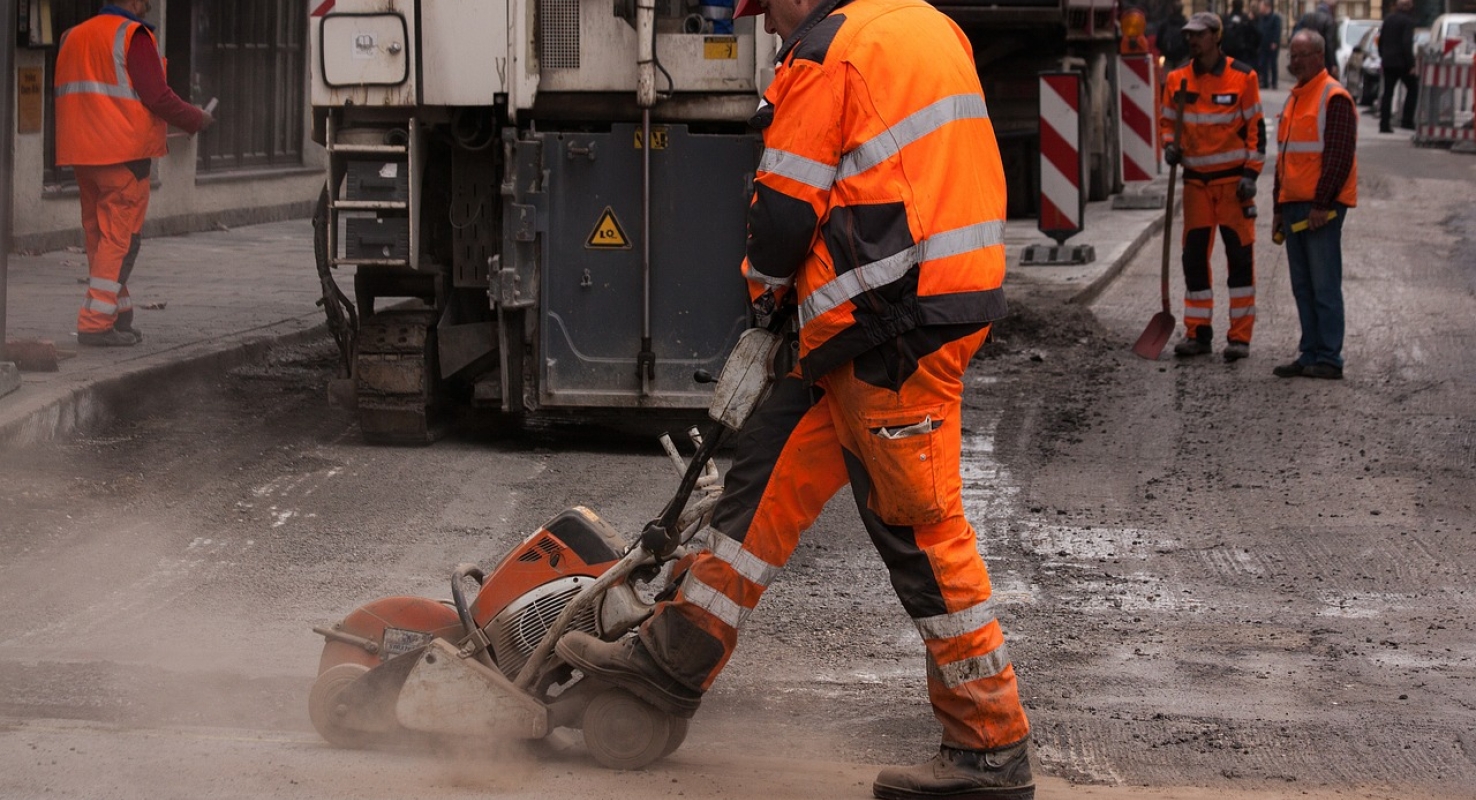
[1163,143,1182,167]
[1237,176,1258,201]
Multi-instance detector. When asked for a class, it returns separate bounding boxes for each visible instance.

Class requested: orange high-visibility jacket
[54,12,167,167]
[1275,70,1358,208]
[1160,56,1265,183]
[742,0,1009,381]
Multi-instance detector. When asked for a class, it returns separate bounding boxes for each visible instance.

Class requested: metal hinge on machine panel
[496,134,544,310]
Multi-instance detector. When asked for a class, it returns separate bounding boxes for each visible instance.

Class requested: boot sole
[872,781,1035,800]
[555,638,701,719]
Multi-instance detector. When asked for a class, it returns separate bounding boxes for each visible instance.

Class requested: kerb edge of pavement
[0,316,327,449]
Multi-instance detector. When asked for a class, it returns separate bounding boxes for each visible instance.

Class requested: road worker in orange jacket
[55,1,213,347]
[556,0,1034,797]
[1160,11,1266,361]
[1270,30,1357,380]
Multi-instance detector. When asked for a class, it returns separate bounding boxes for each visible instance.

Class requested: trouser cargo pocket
[858,405,948,526]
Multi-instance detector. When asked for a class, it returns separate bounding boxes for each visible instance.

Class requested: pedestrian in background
[1273,30,1357,380]
[1257,0,1283,89]
[1224,0,1263,65]
[1378,0,1419,133]
[554,0,1036,798]
[1160,12,1265,361]
[1293,0,1339,78]
[1159,1,1191,67]
[54,0,214,347]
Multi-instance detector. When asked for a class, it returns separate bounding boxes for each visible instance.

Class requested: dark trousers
[1258,50,1278,89]
[1380,66,1418,130]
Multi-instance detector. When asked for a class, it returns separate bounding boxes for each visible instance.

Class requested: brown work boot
[555,631,702,718]
[873,742,1034,800]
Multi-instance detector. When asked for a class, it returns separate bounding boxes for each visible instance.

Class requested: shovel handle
[1159,79,1189,316]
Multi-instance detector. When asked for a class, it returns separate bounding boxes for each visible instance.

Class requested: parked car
[1344,26,1381,107]
[1335,18,1381,78]
[1423,13,1476,62]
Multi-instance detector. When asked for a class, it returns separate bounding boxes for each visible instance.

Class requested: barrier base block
[1021,244,1096,266]
[1113,192,1165,210]
[0,363,19,400]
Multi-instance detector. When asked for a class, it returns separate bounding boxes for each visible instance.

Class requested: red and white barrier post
[1113,53,1165,209]
[1024,71,1095,265]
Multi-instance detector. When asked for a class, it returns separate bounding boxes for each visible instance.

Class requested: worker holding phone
[54,0,216,347]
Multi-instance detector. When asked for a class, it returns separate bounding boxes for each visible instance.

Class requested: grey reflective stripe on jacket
[1279,84,1336,154]
[759,93,991,192]
[800,219,1006,325]
[55,22,139,101]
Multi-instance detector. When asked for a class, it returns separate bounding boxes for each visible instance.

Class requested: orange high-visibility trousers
[1181,180,1256,345]
[639,326,1031,751]
[75,163,149,334]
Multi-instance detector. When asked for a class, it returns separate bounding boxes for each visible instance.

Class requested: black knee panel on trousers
[1220,226,1255,287]
[1181,228,1213,291]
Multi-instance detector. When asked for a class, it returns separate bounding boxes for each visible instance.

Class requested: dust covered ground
[2,132,1474,800]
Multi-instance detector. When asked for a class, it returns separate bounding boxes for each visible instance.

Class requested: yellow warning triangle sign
[585,207,631,250]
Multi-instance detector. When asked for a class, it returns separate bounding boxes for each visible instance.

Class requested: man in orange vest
[1272,30,1357,380]
[1159,12,1265,362]
[556,0,1034,797]
[54,1,214,347]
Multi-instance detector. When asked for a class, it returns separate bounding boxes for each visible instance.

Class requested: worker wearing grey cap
[1159,11,1266,362]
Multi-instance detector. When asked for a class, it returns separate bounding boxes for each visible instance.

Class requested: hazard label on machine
[633,126,669,150]
[586,207,632,250]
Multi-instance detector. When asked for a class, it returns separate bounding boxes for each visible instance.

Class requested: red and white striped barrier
[1414,59,1475,146]
[1037,72,1085,244]
[1117,55,1158,184]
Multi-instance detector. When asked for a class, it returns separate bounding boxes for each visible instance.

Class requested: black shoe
[1173,337,1212,357]
[1379,126,1394,133]
[555,632,702,718]
[1222,342,1249,362]
[77,329,140,347]
[1272,361,1305,378]
[874,742,1035,800]
[1303,363,1343,380]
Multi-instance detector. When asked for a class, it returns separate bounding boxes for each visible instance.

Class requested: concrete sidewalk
[0,180,1170,448]
[0,219,327,446]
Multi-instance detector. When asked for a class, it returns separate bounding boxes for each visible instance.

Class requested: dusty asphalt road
[1,113,1473,799]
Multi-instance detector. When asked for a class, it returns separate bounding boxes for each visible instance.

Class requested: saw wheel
[581,688,676,770]
[308,663,377,749]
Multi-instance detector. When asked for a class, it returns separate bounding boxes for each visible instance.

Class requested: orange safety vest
[54,13,167,167]
[1159,56,1265,181]
[1275,70,1358,208]
[742,0,1008,381]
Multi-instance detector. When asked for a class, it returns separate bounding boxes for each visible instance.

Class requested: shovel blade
[1131,312,1176,360]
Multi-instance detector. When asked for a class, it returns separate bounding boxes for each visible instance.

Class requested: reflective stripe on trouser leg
[828,328,1029,751]
[1180,182,1218,340]
[75,164,150,334]
[640,375,849,691]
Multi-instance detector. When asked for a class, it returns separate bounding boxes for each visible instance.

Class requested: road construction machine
[308,0,1126,443]
[310,0,771,443]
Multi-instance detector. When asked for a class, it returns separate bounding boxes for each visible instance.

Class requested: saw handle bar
[451,563,498,668]
[640,423,725,558]
[639,305,795,559]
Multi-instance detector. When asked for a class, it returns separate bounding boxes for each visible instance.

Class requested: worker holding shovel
[1158,12,1266,361]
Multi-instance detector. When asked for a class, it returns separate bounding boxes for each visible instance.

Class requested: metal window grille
[193,0,305,172]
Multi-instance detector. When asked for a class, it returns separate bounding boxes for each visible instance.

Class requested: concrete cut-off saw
[308,325,785,769]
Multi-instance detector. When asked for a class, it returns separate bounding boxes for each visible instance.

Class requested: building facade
[10,0,324,252]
